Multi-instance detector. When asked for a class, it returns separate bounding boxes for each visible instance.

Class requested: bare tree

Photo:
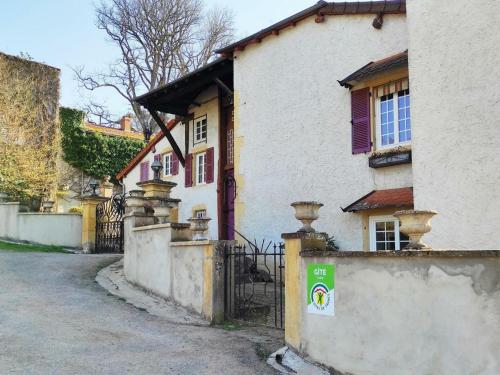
[74,0,234,141]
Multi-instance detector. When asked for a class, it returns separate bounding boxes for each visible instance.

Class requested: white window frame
[375,89,411,150]
[194,209,206,218]
[194,116,207,145]
[196,152,206,185]
[163,152,173,177]
[369,215,404,251]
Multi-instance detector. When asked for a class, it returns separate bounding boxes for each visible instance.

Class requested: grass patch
[0,240,69,253]
[254,343,272,360]
[221,321,242,331]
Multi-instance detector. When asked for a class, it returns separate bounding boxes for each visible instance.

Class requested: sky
[0,0,317,120]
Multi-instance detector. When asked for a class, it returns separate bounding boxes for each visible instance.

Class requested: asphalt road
[0,252,277,374]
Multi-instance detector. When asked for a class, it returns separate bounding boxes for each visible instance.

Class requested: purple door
[224,170,236,240]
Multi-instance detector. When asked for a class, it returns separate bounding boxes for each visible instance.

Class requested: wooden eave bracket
[147,108,186,167]
[214,78,233,96]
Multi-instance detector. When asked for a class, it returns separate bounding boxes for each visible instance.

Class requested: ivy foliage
[60,107,145,182]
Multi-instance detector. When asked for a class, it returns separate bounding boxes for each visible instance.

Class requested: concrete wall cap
[300,249,500,258]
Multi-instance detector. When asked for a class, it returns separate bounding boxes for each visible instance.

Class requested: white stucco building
[217,1,412,249]
[122,0,500,250]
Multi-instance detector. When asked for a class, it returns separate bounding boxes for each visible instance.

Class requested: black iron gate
[224,241,285,329]
[95,194,126,253]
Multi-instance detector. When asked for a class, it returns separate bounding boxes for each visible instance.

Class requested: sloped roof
[338,50,408,88]
[134,58,233,116]
[216,1,406,55]
[84,123,144,140]
[116,118,180,180]
[342,187,413,212]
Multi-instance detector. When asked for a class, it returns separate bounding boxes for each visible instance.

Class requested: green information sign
[307,263,335,316]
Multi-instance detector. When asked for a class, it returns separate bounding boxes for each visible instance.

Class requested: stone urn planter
[393,210,437,250]
[291,201,323,233]
[188,217,211,240]
[41,200,55,213]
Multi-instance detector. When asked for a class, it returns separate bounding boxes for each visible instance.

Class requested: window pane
[380,95,395,146]
[398,90,411,144]
[372,219,400,251]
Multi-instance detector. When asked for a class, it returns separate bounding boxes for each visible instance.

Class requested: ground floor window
[369,215,409,251]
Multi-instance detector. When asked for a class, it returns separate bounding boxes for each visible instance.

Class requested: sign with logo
[307,263,335,316]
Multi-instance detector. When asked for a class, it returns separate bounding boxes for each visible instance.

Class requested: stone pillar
[137,180,178,224]
[80,195,108,253]
[281,231,327,351]
[101,176,114,198]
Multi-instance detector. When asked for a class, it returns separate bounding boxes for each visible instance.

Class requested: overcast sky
[0,0,318,120]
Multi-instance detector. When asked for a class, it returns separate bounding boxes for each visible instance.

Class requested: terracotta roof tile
[338,50,408,87]
[342,187,413,212]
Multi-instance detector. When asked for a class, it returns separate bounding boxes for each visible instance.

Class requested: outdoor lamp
[89,179,99,196]
[151,159,162,181]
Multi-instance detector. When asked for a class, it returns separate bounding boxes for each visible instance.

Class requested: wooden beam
[147,108,186,167]
[214,78,233,96]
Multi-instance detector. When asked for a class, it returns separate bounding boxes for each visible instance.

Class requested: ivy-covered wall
[60,107,145,183]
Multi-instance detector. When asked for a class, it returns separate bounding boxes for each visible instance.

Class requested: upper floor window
[376,89,411,149]
[194,116,207,145]
[164,153,173,176]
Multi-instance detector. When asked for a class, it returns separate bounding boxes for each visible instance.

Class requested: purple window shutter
[206,147,214,183]
[140,161,149,182]
[351,88,371,154]
[171,152,179,175]
[185,154,193,187]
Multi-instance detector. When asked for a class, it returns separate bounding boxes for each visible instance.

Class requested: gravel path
[0,252,278,374]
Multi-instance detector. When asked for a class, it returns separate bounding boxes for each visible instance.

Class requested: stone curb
[267,346,331,375]
[96,258,209,326]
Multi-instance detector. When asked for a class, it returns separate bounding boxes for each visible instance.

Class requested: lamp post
[89,179,99,196]
[151,159,163,181]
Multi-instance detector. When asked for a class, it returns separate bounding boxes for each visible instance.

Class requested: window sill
[369,146,412,168]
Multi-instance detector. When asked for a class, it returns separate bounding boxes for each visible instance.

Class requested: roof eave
[216,0,407,55]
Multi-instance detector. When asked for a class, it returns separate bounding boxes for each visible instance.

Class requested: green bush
[60,107,145,183]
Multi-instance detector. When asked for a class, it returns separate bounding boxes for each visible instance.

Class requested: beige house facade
[118,59,234,240]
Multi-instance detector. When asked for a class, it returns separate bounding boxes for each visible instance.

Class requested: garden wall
[0,202,82,248]
[283,232,500,375]
[123,216,225,322]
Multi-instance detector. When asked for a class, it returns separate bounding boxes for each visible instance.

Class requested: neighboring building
[56,115,144,213]
[405,0,500,249]
[0,51,61,207]
[119,0,500,250]
[117,58,234,239]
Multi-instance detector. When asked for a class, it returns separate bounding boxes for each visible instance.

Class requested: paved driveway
[0,252,277,374]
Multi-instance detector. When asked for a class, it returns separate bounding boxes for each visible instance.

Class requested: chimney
[119,115,132,132]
